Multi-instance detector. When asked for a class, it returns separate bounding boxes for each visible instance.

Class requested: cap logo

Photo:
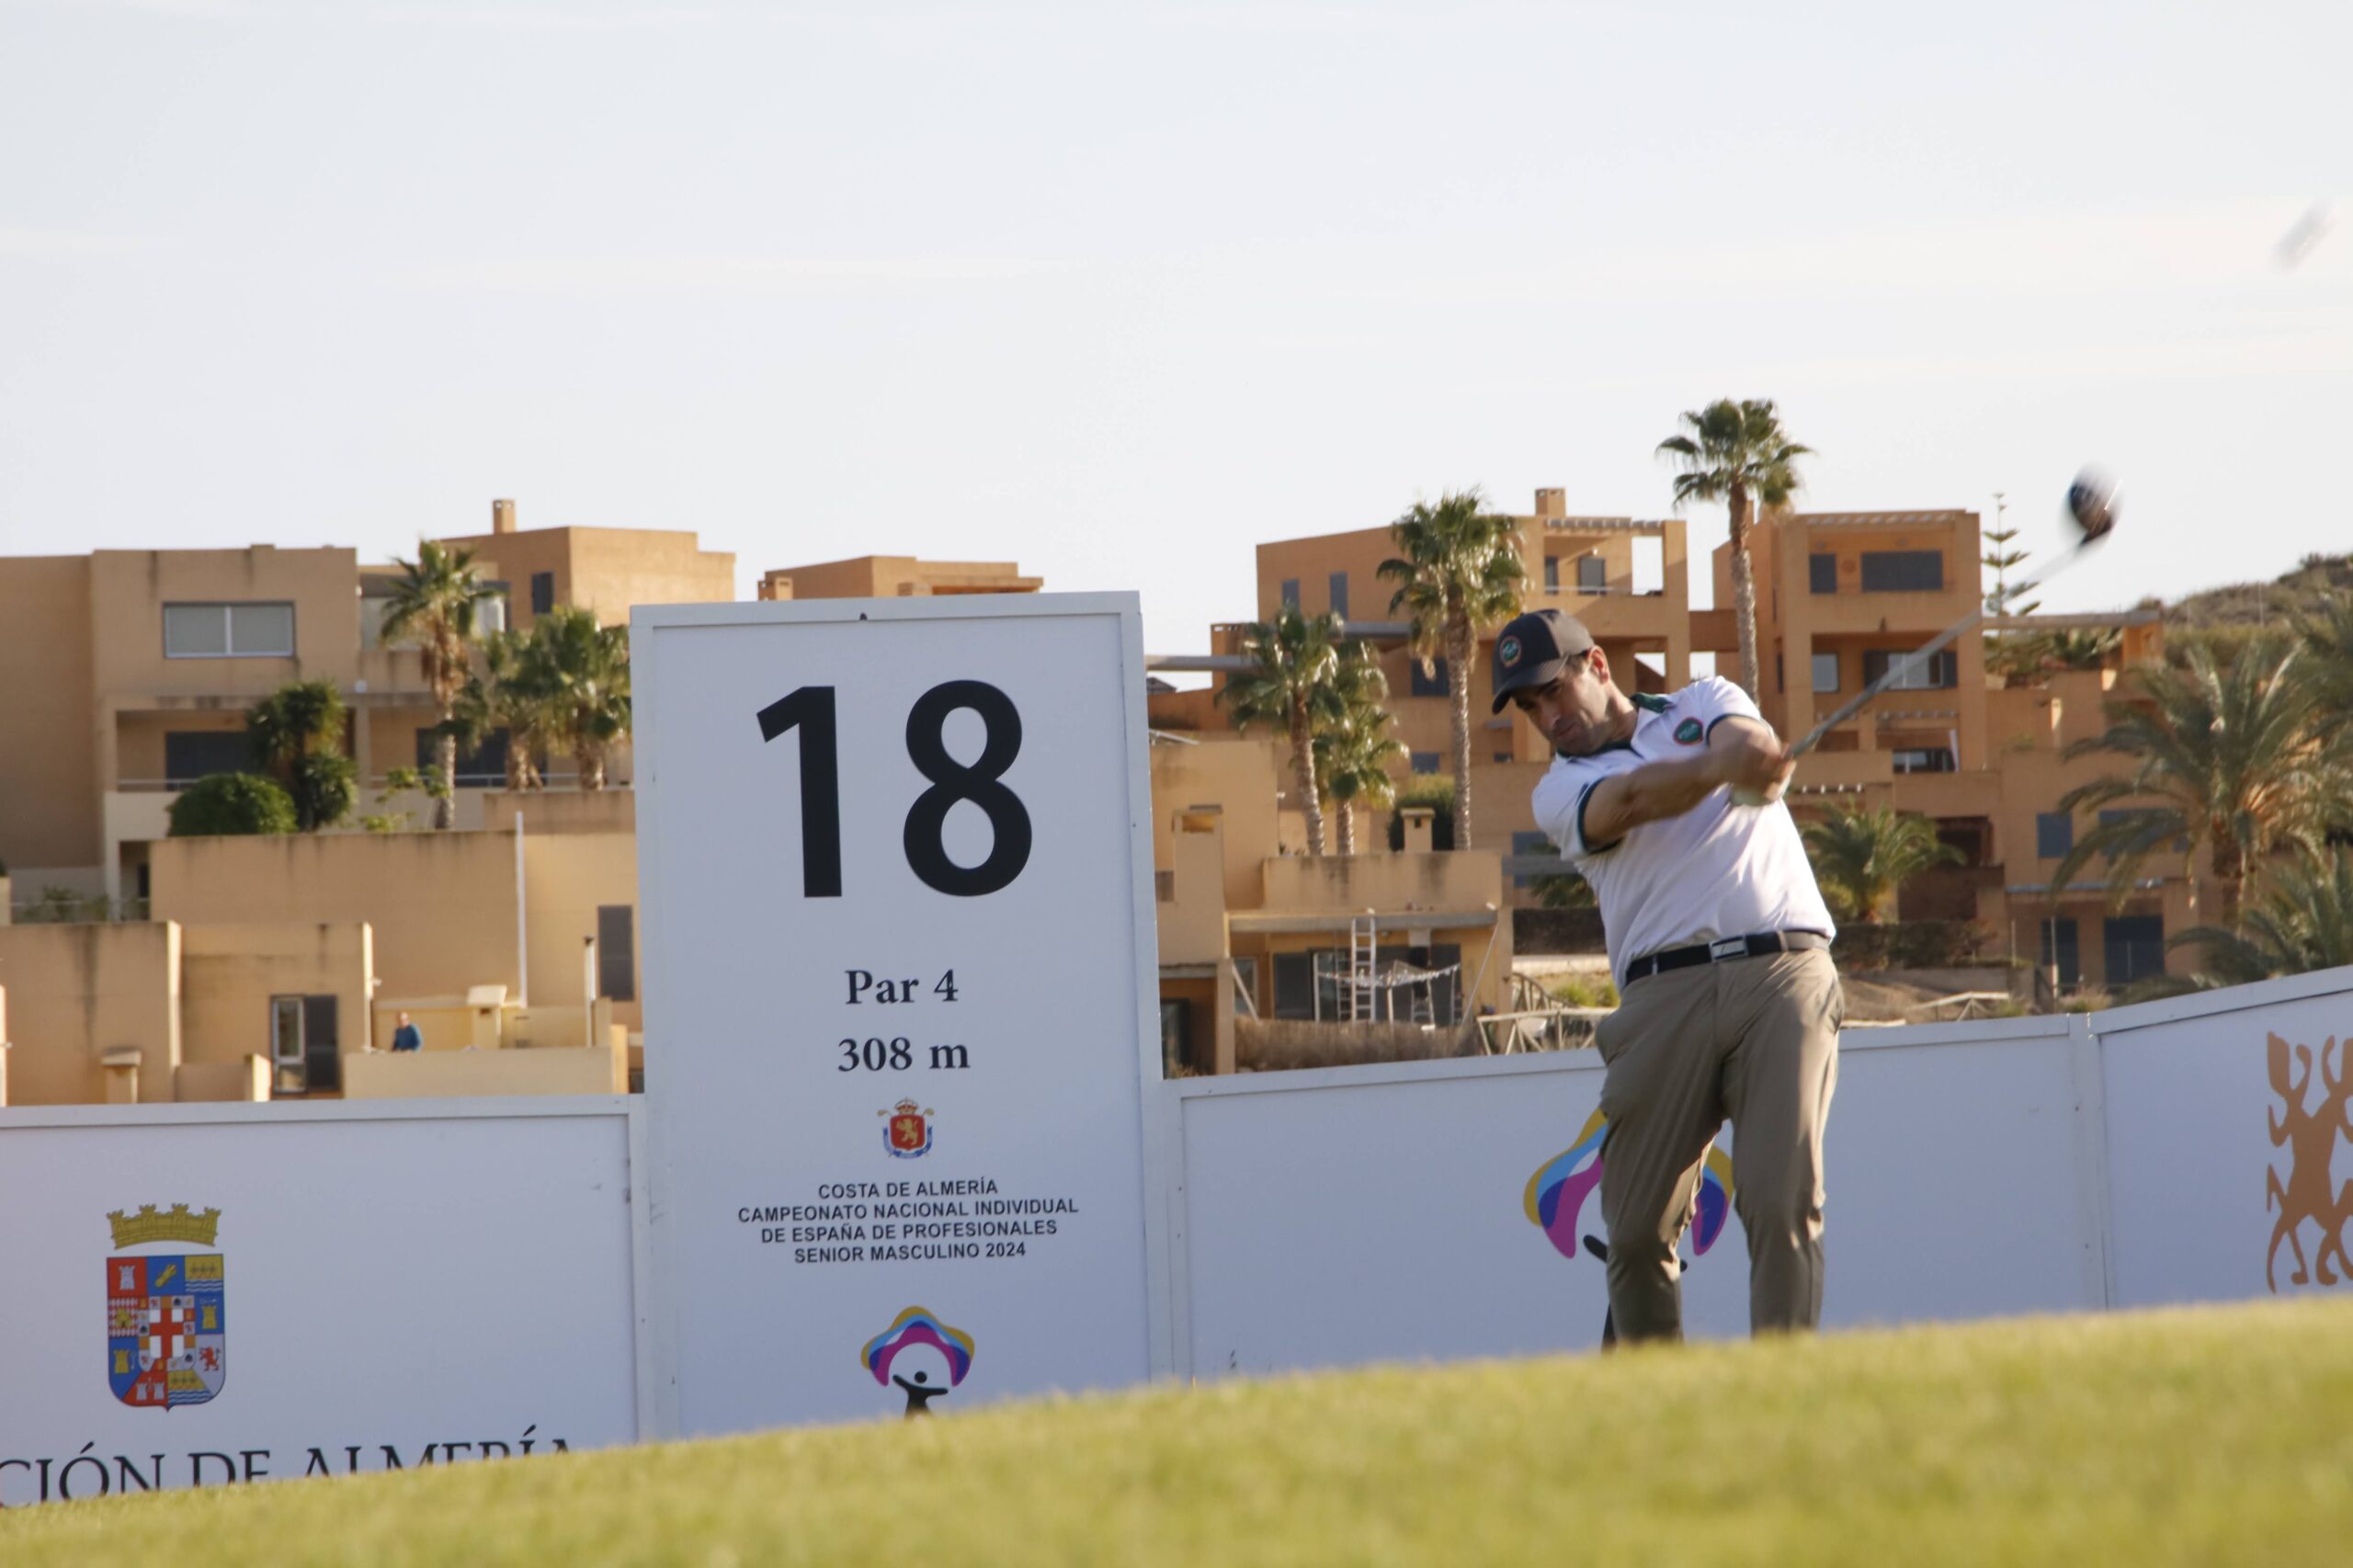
[1498,635,1523,667]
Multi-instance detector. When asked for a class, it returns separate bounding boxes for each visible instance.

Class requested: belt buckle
[1707,937,1747,960]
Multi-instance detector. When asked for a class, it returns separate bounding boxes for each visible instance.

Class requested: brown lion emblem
[2265,1032,2353,1291]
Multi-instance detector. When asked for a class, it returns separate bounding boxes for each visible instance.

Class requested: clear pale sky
[3,1,2345,659]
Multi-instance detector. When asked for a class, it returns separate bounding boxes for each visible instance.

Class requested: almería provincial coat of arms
[106,1204,227,1410]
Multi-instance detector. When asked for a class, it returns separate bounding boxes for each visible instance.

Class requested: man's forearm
[1586,752,1722,843]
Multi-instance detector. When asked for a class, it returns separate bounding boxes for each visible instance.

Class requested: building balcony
[1785,750,1894,802]
[1525,585,1682,642]
[1786,590,1974,637]
[1252,850,1503,930]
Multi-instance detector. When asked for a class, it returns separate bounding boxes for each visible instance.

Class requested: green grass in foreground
[8,1300,2353,1566]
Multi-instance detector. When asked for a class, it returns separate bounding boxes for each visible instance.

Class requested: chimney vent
[493,498,517,535]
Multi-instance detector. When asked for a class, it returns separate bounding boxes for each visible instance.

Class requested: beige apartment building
[0,490,2185,1108]
[1155,490,2186,994]
[1714,507,2182,991]
[0,502,731,907]
[756,556,1043,602]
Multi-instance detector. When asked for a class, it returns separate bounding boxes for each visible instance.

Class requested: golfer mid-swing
[1496,608,1844,1341]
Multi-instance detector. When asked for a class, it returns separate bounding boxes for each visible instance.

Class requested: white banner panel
[2095,970,2353,1309]
[1173,1021,2106,1378]
[633,596,1164,1435]
[0,1101,638,1507]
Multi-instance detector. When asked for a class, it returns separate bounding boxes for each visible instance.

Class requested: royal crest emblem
[881,1099,935,1159]
[105,1204,226,1410]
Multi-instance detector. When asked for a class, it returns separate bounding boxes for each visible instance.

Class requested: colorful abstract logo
[881,1099,935,1159]
[105,1204,226,1410]
[860,1305,974,1417]
[1673,717,1703,745]
[1499,635,1523,667]
[2266,1032,2353,1291]
[1523,1111,1734,1262]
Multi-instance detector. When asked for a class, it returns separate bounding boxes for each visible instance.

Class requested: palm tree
[2292,595,2353,711]
[381,541,498,827]
[1799,802,1961,923]
[1221,608,1345,856]
[1313,641,1404,857]
[527,607,632,790]
[246,678,356,831]
[480,630,557,790]
[1378,489,1525,850]
[1657,400,1812,699]
[2153,850,2353,994]
[2048,636,2350,926]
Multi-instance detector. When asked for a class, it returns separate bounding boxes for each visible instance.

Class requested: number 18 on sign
[632,597,1168,1435]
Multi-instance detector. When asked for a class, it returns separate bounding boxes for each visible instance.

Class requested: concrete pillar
[102,1047,142,1105]
[1403,807,1435,855]
[1211,959,1239,1076]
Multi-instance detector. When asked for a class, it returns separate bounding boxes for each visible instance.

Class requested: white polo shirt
[1531,676,1836,979]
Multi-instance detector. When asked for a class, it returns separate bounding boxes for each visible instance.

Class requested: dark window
[2041,918,2081,988]
[272,994,339,1095]
[1809,553,1837,594]
[1410,751,1442,774]
[597,905,637,1002]
[1811,652,1839,693]
[2097,808,2186,857]
[1159,998,1193,1077]
[1327,572,1348,619]
[531,572,554,615]
[1860,551,1944,592]
[1493,751,1513,764]
[416,727,510,787]
[1409,658,1449,698]
[1512,829,1553,888]
[164,731,256,786]
[1154,869,1175,903]
[303,994,341,1093]
[2103,915,2165,987]
[1775,653,1784,693]
[1279,578,1300,609]
[1861,649,1957,689]
[1543,556,1560,591]
[1272,952,1315,1019]
[2036,812,2074,859]
[1576,556,1607,592]
[1892,748,1957,774]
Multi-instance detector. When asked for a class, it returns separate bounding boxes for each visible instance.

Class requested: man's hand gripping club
[1580,717,1796,848]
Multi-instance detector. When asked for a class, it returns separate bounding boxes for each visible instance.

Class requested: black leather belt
[1622,930,1832,990]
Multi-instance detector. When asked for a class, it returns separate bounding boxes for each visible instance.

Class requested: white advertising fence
[0,1099,642,1507]
[1165,966,2353,1379]
[3,953,2347,1499]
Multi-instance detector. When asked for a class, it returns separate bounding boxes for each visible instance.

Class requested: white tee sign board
[632,595,1168,1435]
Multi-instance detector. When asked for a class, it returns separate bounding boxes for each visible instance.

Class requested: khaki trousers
[1594,947,1842,1342]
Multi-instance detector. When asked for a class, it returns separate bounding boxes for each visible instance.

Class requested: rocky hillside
[2160,551,2353,628]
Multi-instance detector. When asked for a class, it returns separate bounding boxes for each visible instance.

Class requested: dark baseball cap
[1489,609,1597,713]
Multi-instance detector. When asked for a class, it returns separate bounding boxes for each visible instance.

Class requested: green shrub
[168,773,299,837]
[1546,973,1620,1009]
[1386,777,1457,851]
